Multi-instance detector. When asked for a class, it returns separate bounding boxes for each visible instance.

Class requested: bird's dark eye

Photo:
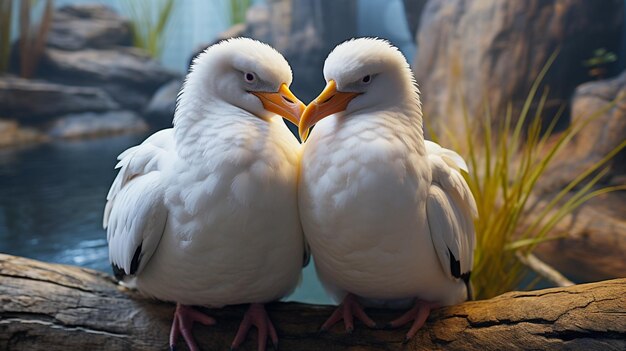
[244,72,256,83]
[362,75,371,84]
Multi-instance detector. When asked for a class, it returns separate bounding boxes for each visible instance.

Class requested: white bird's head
[176,37,305,127]
[299,38,418,141]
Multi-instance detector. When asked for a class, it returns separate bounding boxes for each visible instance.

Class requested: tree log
[0,254,624,351]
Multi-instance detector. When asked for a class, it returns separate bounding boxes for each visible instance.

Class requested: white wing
[103,129,175,278]
[425,142,477,296]
[425,140,469,173]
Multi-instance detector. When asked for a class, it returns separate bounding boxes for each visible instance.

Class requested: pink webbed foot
[169,303,216,351]
[320,293,377,333]
[230,303,278,351]
[386,300,439,342]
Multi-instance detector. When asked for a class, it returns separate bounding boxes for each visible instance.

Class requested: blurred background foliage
[18,0,53,78]
[229,0,251,25]
[121,0,175,58]
[0,0,625,304]
[431,54,626,299]
[0,0,54,77]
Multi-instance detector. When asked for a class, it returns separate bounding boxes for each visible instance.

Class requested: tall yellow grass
[430,53,626,299]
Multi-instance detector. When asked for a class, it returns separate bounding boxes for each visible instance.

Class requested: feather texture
[299,38,476,307]
[104,130,174,277]
[426,152,477,280]
[103,38,304,307]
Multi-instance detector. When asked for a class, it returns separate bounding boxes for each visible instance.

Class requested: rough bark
[1,254,624,351]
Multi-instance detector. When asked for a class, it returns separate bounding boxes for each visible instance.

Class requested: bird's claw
[230,303,278,351]
[169,304,216,351]
[319,293,377,334]
[387,300,438,342]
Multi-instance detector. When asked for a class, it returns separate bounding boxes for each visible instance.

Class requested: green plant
[18,0,53,78]
[583,48,618,79]
[229,0,251,25]
[122,0,175,58]
[431,53,626,299]
[0,0,12,73]
[583,48,617,68]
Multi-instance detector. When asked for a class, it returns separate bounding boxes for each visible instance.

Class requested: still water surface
[0,133,331,304]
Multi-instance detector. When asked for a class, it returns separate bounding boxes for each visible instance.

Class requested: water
[0,132,331,305]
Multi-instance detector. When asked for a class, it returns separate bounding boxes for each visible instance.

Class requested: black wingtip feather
[130,243,142,275]
[112,263,126,281]
[448,248,461,278]
[111,243,143,281]
[447,248,473,300]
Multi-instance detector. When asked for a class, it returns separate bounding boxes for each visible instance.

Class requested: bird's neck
[395,84,426,152]
[172,92,264,162]
[347,92,425,147]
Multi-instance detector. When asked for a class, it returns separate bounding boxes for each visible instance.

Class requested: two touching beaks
[263,43,366,142]
[271,79,359,142]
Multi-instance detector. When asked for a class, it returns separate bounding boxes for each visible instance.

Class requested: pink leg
[387,300,439,342]
[230,303,278,351]
[320,293,377,333]
[169,303,216,351]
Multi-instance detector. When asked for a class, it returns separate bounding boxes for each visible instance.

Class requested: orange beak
[251,83,305,126]
[298,80,360,141]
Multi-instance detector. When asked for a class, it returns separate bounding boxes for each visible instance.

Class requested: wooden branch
[1,254,624,351]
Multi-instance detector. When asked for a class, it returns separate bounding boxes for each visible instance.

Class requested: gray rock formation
[540,70,626,191]
[0,77,119,122]
[4,3,179,140]
[47,4,132,50]
[41,48,177,90]
[0,119,47,148]
[40,48,178,111]
[144,79,181,129]
[567,71,626,176]
[48,110,148,139]
[414,0,624,136]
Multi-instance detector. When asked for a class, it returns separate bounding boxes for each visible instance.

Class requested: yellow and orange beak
[298,80,360,142]
[251,83,305,126]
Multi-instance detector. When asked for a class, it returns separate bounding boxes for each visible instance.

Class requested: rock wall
[537,70,626,192]
[0,77,118,121]
[46,4,132,50]
[411,0,626,286]
[566,71,626,176]
[38,5,178,112]
[414,0,624,135]
[0,4,180,146]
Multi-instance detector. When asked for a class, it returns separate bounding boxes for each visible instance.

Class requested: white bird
[298,38,477,341]
[103,38,307,351]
